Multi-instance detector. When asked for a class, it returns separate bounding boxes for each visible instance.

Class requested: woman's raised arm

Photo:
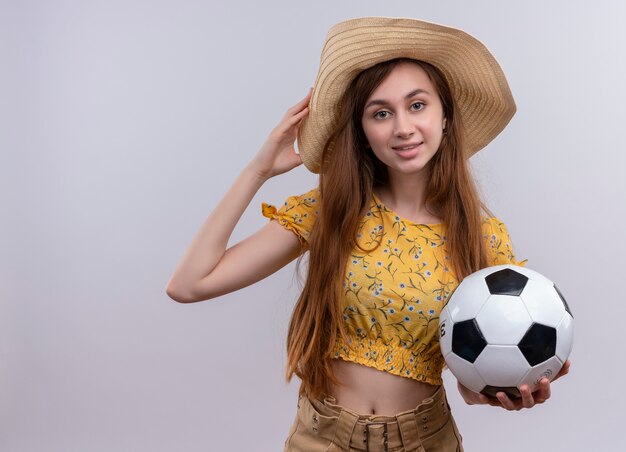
[166,90,311,303]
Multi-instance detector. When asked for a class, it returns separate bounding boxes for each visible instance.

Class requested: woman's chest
[341,217,460,325]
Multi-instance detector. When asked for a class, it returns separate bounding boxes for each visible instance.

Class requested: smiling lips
[391,142,422,157]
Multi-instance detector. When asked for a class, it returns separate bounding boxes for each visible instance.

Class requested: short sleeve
[261,187,320,247]
[482,217,526,266]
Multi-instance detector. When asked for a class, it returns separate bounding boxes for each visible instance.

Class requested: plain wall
[1,0,625,450]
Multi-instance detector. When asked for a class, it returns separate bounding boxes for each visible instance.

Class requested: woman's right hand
[457,359,571,411]
[247,89,312,181]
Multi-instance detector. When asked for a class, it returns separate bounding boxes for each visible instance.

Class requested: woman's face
[361,62,446,179]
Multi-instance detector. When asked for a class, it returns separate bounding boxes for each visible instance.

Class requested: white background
[2,0,625,451]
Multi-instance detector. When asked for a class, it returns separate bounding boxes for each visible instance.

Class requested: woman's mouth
[392,142,422,157]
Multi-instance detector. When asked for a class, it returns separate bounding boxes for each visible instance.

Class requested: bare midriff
[329,360,440,416]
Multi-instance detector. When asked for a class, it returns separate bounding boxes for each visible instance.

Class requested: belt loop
[396,412,424,452]
[365,421,389,452]
[332,409,358,450]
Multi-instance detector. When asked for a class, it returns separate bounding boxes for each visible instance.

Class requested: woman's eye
[374,111,390,119]
[411,102,425,111]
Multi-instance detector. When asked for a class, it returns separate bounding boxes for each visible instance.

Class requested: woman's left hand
[457,359,571,411]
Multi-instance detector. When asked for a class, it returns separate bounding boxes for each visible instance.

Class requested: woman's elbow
[166,277,221,303]
[166,280,198,303]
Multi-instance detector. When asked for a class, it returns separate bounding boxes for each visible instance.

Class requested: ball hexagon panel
[451,319,487,363]
[519,280,566,328]
[474,345,530,387]
[444,352,487,393]
[475,294,533,345]
[447,275,491,322]
[520,355,564,392]
[555,313,574,362]
[485,267,529,296]
[518,323,557,366]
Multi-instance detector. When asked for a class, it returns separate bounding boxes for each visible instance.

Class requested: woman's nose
[394,112,415,137]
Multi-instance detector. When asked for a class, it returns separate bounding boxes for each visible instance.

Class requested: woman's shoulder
[481,216,525,266]
[481,216,509,234]
[261,187,320,245]
[271,186,320,212]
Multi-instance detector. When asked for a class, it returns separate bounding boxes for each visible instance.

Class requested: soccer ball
[439,264,573,399]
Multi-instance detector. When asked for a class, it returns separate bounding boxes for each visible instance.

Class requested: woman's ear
[443,117,447,131]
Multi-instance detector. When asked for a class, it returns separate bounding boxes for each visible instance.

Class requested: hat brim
[297,17,516,174]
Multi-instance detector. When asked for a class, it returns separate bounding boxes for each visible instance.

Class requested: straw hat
[297,17,516,173]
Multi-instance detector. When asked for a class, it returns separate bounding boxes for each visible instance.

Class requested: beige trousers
[284,385,463,452]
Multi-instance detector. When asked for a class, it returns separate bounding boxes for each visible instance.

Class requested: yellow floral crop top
[262,187,523,386]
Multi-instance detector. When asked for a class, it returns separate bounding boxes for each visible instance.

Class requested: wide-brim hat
[297,17,516,174]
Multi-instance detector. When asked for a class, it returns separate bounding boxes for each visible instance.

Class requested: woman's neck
[375,168,441,224]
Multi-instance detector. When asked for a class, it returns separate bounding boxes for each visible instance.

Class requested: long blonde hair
[286,58,489,399]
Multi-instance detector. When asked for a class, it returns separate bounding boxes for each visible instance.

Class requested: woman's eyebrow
[365,88,431,109]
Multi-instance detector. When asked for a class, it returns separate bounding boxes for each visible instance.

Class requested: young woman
[167,17,570,452]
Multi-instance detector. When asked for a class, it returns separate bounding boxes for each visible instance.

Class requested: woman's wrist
[242,161,272,186]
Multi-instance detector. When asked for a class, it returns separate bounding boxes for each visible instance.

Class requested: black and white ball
[439,264,573,398]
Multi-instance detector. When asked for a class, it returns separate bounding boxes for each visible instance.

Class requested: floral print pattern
[263,188,522,385]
